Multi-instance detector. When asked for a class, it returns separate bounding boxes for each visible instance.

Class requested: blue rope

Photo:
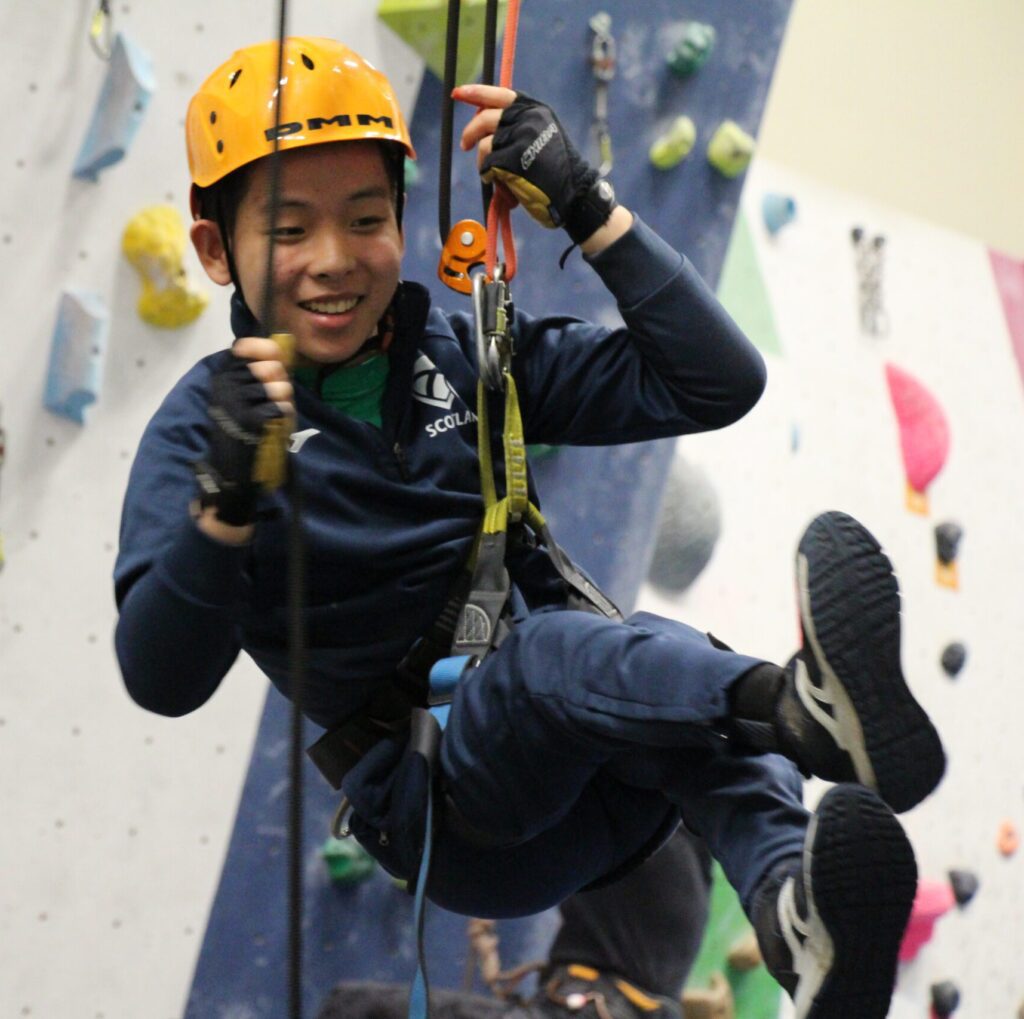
[407,758,436,1019]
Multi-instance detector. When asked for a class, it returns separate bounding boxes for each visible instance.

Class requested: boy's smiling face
[201,140,404,365]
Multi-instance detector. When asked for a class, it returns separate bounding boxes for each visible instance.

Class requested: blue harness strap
[406,655,475,1019]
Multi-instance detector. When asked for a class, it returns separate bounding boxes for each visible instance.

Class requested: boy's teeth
[303,297,359,314]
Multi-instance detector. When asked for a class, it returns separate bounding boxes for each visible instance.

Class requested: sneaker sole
[796,784,917,1019]
[797,511,945,812]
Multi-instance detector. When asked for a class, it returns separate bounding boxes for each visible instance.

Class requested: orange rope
[485,0,521,279]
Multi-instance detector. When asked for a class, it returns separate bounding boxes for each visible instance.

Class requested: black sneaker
[778,510,945,812]
[536,965,682,1019]
[753,784,918,1019]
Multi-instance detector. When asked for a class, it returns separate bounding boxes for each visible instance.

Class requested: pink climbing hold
[885,363,951,514]
[899,879,956,962]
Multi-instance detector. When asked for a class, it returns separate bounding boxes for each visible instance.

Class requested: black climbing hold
[948,869,979,907]
[934,522,963,565]
[940,642,967,677]
[930,980,960,1016]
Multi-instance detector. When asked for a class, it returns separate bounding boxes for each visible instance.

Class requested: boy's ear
[190,219,233,286]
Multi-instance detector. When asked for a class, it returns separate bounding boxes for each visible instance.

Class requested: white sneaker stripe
[796,553,878,792]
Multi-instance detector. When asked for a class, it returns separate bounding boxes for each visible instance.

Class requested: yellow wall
[758,0,1024,257]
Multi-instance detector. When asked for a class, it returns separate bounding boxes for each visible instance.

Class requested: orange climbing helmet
[186,36,415,188]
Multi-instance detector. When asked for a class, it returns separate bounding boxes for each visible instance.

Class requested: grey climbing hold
[948,869,979,908]
[930,980,960,1017]
[940,642,967,678]
[934,521,963,565]
[648,456,722,594]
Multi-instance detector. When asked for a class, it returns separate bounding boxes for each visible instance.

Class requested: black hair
[193,162,253,291]
[193,139,406,250]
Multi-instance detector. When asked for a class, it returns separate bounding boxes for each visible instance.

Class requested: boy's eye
[271,225,304,237]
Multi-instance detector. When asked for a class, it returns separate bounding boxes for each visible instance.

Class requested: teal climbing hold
[321,837,376,884]
[667,22,716,76]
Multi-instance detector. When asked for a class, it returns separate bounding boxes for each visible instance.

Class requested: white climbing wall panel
[639,159,1024,1017]
[0,4,423,1018]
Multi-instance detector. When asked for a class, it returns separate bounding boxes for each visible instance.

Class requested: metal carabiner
[472,266,512,391]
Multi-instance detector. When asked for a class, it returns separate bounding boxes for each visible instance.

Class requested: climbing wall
[7,2,1022,1018]
[640,160,1024,1017]
[0,5,424,1019]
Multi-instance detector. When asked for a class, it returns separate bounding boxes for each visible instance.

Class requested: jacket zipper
[393,441,410,482]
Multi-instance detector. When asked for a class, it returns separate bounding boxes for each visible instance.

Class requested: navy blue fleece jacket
[114,216,765,730]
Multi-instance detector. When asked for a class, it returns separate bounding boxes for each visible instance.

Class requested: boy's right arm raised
[113,341,293,717]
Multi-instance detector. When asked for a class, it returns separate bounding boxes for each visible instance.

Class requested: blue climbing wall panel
[185,2,792,1015]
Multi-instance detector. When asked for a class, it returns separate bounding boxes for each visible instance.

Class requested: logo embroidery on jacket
[412,353,478,438]
[288,428,321,453]
[412,353,458,409]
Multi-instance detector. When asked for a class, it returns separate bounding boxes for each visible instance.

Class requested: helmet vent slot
[229,68,242,87]
[301,53,314,70]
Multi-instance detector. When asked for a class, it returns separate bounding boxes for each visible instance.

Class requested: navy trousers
[346,610,808,919]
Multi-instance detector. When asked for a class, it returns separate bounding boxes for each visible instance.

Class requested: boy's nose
[309,230,356,278]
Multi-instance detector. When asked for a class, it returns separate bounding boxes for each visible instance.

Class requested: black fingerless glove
[194,357,284,527]
[481,93,617,245]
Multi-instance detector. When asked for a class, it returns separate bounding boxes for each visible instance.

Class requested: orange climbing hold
[997,820,1019,857]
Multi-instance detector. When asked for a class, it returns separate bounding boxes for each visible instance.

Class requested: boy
[115,38,945,1019]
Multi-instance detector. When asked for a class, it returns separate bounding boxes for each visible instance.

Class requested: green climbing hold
[378,0,507,86]
[321,836,376,884]
[667,22,716,77]
[403,155,420,189]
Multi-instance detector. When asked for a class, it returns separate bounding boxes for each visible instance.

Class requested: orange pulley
[438,219,488,294]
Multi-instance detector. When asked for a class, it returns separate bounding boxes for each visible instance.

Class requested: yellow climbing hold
[121,205,208,328]
[649,115,696,170]
[707,120,755,179]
